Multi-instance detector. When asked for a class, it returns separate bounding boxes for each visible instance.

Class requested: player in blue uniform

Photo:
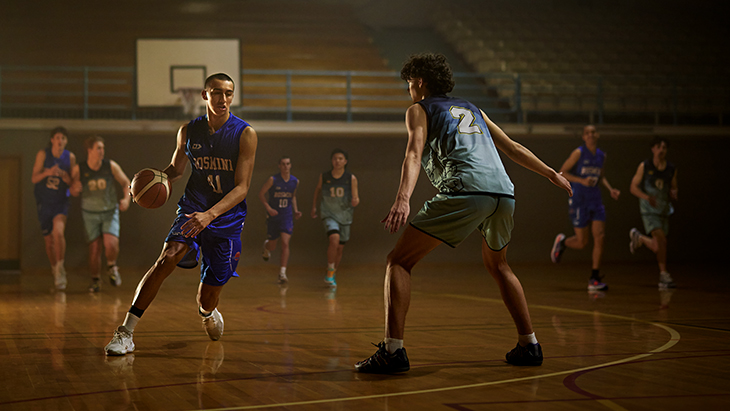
[31,126,76,290]
[629,137,678,289]
[550,125,621,291]
[311,149,359,288]
[70,135,131,292]
[355,53,572,374]
[259,156,302,284]
[105,73,258,355]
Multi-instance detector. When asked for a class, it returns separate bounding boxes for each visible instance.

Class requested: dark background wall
[1,125,726,271]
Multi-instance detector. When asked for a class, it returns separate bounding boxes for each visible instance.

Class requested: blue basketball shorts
[165,214,241,286]
[323,217,351,244]
[36,200,69,236]
[568,198,606,228]
[266,215,294,240]
[410,193,515,251]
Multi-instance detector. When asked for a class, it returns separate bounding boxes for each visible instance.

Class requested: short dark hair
[650,136,670,148]
[50,126,68,139]
[331,148,348,161]
[400,53,455,95]
[84,135,104,151]
[279,156,291,163]
[204,73,235,89]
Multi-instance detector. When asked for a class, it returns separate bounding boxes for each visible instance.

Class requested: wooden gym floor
[0,261,728,410]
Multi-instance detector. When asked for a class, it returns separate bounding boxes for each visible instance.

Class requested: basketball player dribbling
[104,73,258,355]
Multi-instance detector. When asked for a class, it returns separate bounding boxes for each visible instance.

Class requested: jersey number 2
[450,106,483,134]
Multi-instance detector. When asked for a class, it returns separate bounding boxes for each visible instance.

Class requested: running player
[629,136,678,289]
[104,73,258,355]
[70,135,131,292]
[550,125,620,291]
[32,126,76,290]
[310,149,359,288]
[355,53,572,374]
[259,156,302,284]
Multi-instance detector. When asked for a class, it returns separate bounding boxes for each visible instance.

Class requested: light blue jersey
[417,95,514,197]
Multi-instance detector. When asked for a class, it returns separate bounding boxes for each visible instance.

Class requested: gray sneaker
[658,272,676,289]
[105,325,135,356]
[108,265,122,287]
[201,308,224,341]
[629,228,642,254]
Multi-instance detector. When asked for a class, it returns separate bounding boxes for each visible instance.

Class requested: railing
[0,66,726,124]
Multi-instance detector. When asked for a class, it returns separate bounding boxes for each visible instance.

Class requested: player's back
[417,95,513,196]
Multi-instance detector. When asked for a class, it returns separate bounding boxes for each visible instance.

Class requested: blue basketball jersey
[416,95,514,196]
[570,145,604,203]
[178,114,250,236]
[267,174,298,217]
[34,147,71,205]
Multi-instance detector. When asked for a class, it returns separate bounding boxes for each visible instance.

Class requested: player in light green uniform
[311,149,359,287]
[70,135,131,292]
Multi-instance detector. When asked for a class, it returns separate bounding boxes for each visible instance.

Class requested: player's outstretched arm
[258,176,277,217]
[311,174,322,218]
[162,125,191,184]
[110,160,132,211]
[482,110,572,196]
[182,126,258,237]
[382,104,427,234]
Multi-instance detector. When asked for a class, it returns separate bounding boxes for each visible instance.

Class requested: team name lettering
[580,166,602,176]
[194,156,233,171]
[274,192,292,198]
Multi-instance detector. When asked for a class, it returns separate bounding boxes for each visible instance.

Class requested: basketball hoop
[177,88,202,117]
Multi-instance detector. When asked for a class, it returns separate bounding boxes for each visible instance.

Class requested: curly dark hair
[400,53,455,95]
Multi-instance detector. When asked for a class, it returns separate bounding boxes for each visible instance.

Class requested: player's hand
[670,188,678,200]
[119,196,131,212]
[648,196,657,207]
[182,212,214,237]
[294,210,302,220]
[267,207,279,217]
[381,199,410,234]
[550,171,573,197]
[310,207,317,219]
[48,164,61,177]
[610,188,620,200]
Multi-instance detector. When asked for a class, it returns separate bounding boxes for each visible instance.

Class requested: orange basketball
[131,168,171,209]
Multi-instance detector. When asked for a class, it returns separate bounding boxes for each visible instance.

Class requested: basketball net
[178,88,202,117]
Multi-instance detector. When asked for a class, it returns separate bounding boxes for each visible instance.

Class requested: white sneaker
[629,228,642,254]
[108,265,122,287]
[658,272,676,289]
[54,265,67,291]
[277,272,288,284]
[262,241,271,261]
[202,308,224,341]
[105,326,135,356]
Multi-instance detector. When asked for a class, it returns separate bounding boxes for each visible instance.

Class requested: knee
[593,231,605,244]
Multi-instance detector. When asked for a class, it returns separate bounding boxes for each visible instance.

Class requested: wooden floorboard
[0,261,728,410]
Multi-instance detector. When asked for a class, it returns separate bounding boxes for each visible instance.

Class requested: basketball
[130,168,171,209]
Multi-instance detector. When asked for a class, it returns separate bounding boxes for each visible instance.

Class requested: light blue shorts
[410,193,515,251]
[82,208,120,241]
[642,213,670,236]
[323,217,351,243]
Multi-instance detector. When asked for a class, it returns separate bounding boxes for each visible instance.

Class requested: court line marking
[200,293,682,411]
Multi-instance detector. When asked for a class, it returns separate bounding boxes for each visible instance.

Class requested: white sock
[518,332,538,346]
[384,337,403,354]
[122,312,140,332]
[327,263,335,271]
[280,267,287,275]
[56,260,64,270]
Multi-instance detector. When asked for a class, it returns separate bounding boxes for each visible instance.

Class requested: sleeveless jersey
[570,145,604,204]
[267,174,298,218]
[178,114,250,237]
[80,159,118,212]
[416,95,514,196]
[320,170,354,225]
[639,159,675,216]
[34,147,71,205]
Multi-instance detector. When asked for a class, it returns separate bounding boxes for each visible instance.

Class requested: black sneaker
[355,342,410,374]
[506,342,543,366]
